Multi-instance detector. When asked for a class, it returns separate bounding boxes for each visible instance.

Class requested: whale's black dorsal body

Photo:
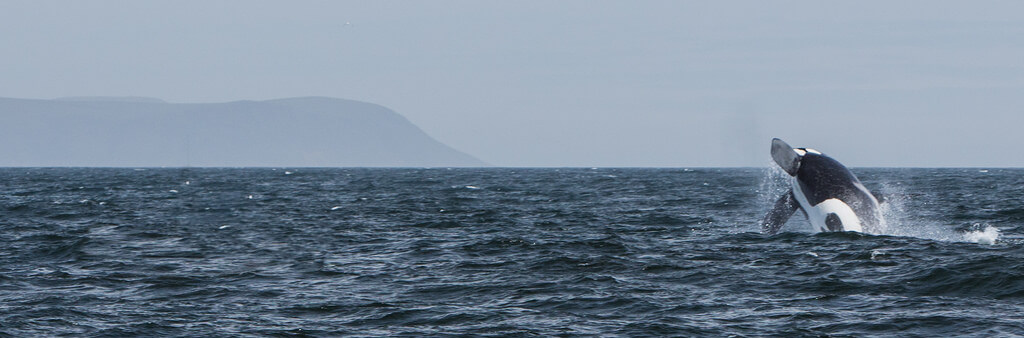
[761,138,883,234]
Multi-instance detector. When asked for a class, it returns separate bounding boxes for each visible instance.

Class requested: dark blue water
[1,168,1022,336]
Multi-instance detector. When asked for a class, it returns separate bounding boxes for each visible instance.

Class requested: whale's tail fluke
[771,138,801,176]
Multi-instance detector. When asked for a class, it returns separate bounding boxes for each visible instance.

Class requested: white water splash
[757,164,794,213]
[963,225,1000,245]
[868,180,999,245]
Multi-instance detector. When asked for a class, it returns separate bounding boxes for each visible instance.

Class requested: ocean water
[0,167,1022,336]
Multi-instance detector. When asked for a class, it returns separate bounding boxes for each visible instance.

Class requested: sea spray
[962,224,1000,245]
[873,180,1000,244]
[755,163,802,231]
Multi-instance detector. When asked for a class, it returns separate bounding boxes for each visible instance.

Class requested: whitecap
[963,225,999,245]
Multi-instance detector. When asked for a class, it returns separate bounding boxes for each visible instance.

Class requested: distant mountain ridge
[53,96,168,104]
[0,96,487,167]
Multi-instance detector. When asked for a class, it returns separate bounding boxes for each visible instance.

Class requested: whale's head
[770,138,822,176]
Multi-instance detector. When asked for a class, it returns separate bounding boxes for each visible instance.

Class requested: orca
[761,138,883,234]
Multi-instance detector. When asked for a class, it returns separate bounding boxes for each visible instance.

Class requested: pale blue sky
[2,1,1023,166]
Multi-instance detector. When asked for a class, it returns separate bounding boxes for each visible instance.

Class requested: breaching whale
[761,138,883,234]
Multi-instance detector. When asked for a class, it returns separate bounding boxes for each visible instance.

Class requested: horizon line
[0,166,1017,169]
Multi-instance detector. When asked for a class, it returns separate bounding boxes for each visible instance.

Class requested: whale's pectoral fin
[771,138,801,176]
[761,189,799,235]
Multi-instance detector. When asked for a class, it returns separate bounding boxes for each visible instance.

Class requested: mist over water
[1,168,1023,336]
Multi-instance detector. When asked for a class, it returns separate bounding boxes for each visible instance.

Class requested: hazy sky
[2,1,1023,167]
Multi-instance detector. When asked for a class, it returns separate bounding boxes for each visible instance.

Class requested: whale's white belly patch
[791,180,863,233]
